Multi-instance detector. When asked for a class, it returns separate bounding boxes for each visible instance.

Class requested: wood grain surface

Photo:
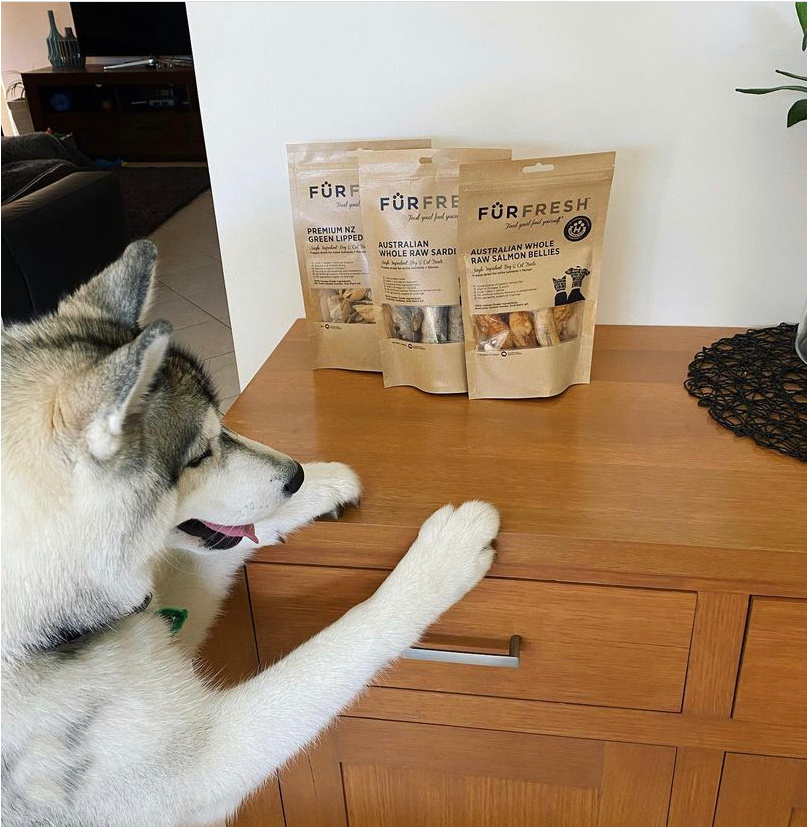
[281,719,675,827]
[212,321,807,826]
[226,320,807,594]
[733,597,807,726]
[248,563,695,712]
[713,753,807,827]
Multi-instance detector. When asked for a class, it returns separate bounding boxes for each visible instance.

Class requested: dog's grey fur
[1,241,499,826]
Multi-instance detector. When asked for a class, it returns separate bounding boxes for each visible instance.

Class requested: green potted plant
[736,2,807,127]
[737,2,807,363]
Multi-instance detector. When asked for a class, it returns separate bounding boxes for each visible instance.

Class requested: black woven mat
[685,323,807,462]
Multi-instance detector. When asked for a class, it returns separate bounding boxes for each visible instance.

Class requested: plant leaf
[735,84,807,94]
[797,2,807,50]
[786,97,807,126]
[776,69,807,81]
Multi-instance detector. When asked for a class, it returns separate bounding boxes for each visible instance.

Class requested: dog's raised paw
[402,501,499,610]
[301,461,362,520]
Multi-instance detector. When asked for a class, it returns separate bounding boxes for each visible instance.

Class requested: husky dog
[1,241,499,827]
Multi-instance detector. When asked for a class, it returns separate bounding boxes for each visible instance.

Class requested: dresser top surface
[227,320,805,582]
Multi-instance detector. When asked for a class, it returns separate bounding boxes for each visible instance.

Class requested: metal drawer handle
[402,635,521,669]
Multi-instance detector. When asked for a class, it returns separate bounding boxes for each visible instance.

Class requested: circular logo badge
[564,215,592,242]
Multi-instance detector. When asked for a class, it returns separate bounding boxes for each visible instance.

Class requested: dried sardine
[447,304,464,343]
[421,306,449,344]
[388,305,423,342]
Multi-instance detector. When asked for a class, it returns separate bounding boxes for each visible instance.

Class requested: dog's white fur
[1,241,499,826]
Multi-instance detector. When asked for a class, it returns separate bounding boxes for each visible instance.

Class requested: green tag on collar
[156,607,188,635]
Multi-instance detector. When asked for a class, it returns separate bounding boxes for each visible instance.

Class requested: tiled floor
[145,190,240,412]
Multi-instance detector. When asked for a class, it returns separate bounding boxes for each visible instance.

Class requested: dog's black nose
[284,462,304,495]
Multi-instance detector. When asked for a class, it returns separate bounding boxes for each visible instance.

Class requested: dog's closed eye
[186,447,213,469]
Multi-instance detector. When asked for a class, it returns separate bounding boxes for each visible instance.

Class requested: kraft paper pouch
[359,147,511,393]
[288,139,430,371]
[458,152,615,399]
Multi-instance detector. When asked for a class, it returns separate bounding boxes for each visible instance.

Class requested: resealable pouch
[288,139,430,371]
[359,147,511,393]
[458,152,616,399]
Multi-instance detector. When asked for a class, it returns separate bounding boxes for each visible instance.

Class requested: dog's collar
[41,592,154,653]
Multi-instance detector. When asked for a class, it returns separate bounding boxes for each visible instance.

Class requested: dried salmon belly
[458,152,615,398]
[474,313,513,351]
[472,306,581,351]
[508,311,537,349]
[533,308,561,347]
[553,302,585,341]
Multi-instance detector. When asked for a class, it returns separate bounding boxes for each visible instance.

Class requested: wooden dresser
[204,320,807,827]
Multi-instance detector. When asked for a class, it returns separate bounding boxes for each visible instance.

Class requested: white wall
[188,1,807,385]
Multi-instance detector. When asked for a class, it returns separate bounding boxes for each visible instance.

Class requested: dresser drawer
[733,597,807,726]
[248,563,695,712]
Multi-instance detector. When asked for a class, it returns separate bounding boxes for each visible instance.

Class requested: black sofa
[2,134,129,324]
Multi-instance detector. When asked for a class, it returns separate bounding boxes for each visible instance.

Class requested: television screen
[70,2,192,57]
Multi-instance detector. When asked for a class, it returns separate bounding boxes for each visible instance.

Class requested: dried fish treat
[458,152,615,398]
[315,287,377,324]
[533,308,561,347]
[508,311,538,349]
[447,304,464,343]
[352,303,377,324]
[360,147,511,394]
[554,302,585,341]
[288,139,430,372]
[317,289,339,323]
[343,288,370,303]
[388,305,423,342]
[382,303,395,336]
[474,314,513,351]
[421,306,450,344]
[326,293,352,323]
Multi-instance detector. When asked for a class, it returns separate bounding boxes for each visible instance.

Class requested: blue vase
[46,10,62,67]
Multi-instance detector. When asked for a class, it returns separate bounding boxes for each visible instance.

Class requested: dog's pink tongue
[199,521,258,544]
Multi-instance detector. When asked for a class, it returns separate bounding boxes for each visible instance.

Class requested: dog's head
[1,241,301,657]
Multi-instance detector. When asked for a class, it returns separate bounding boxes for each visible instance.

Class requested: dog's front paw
[398,501,498,612]
[301,462,362,520]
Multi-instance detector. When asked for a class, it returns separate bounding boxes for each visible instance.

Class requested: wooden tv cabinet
[204,320,807,827]
[21,65,205,161]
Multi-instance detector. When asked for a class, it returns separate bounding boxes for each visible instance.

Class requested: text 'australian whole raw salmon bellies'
[457,152,616,399]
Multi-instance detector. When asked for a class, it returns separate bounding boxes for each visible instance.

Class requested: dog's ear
[85,321,172,460]
[59,240,158,327]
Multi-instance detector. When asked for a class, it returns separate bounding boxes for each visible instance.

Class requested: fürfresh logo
[308,181,359,199]
[478,197,591,220]
[380,192,459,211]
